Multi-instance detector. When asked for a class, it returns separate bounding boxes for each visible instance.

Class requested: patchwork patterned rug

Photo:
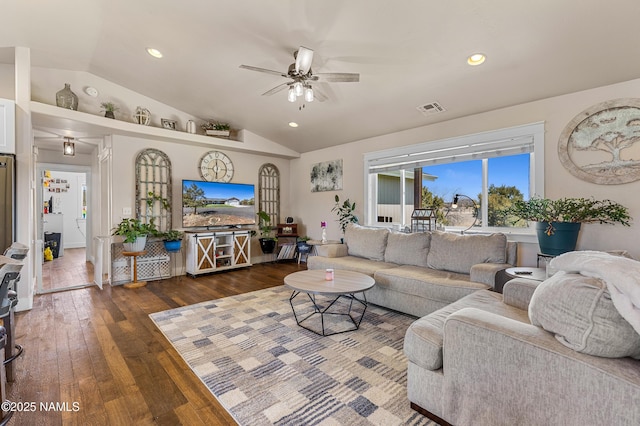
[150,286,435,425]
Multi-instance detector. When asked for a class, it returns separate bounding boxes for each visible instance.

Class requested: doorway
[37,165,93,293]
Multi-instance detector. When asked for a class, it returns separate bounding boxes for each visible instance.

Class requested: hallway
[41,247,94,291]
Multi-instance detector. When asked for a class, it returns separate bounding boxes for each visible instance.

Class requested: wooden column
[414,168,422,208]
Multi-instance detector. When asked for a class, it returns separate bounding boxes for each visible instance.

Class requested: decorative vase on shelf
[55,83,78,110]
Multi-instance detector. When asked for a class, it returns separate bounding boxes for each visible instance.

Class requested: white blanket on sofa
[550,251,640,335]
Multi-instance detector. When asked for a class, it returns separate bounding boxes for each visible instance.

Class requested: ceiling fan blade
[295,46,314,74]
[314,72,360,83]
[261,82,290,96]
[239,65,288,78]
[312,87,328,102]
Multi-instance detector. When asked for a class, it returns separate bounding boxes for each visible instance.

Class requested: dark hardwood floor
[41,247,94,291]
[7,261,306,425]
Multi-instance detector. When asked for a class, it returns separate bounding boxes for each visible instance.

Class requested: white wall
[0,63,15,100]
[30,67,204,131]
[291,78,640,262]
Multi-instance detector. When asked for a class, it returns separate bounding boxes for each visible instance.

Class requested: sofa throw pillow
[344,223,389,261]
[426,231,507,274]
[384,232,431,267]
[529,271,640,359]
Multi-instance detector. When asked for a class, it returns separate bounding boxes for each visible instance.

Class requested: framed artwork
[558,98,640,184]
[161,118,177,130]
[310,159,343,192]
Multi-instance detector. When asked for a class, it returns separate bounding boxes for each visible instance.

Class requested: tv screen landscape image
[182,180,256,228]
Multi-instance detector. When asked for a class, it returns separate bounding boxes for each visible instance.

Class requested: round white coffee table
[284,269,375,336]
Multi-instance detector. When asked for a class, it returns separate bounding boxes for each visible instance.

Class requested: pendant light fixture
[63,137,75,156]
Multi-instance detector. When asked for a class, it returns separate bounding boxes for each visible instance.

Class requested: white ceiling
[3,0,640,154]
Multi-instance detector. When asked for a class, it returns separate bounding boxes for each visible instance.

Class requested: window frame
[363,122,544,238]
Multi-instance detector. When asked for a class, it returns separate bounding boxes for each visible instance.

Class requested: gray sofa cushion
[374,265,487,305]
[404,290,529,371]
[529,271,640,359]
[344,223,389,261]
[307,255,397,277]
[384,231,430,267]
[426,231,507,274]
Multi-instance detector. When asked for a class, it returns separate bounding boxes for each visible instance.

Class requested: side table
[307,239,342,256]
[505,267,546,282]
[494,266,546,293]
[122,250,147,289]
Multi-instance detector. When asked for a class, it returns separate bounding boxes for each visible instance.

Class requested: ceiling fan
[240,46,359,103]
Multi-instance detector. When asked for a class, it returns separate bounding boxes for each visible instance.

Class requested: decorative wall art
[310,159,343,192]
[558,98,640,184]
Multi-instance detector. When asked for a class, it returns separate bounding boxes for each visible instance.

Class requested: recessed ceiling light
[467,53,486,66]
[146,48,163,59]
[288,122,299,128]
[84,86,99,97]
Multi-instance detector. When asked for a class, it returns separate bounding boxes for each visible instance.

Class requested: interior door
[95,145,113,288]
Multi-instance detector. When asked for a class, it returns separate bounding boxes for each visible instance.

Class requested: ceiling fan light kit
[304,86,314,102]
[240,45,360,104]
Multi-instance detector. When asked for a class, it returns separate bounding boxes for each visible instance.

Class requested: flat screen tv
[182,180,256,228]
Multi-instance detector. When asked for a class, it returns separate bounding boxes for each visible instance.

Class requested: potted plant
[162,229,183,252]
[100,102,119,119]
[202,121,231,137]
[332,195,359,234]
[112,218,157,252]
[507,196,631,255]
[256,210,277,254]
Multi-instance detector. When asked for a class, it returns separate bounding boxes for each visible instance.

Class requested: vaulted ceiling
[3,0,640,153]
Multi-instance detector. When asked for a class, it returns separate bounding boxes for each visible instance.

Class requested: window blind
[367,136,534,174]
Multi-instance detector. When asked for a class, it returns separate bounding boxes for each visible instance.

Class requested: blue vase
[535,222,581,256]
[163,240,181,252]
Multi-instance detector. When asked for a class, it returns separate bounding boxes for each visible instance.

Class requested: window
[364,122,544,232]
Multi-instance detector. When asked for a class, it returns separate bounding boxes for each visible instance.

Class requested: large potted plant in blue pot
[508,196,631,255]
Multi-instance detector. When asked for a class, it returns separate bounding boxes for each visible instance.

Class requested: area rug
[150,286,436,425]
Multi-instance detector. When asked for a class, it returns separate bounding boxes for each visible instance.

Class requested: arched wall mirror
[258,163,280,225]
[135,148,172,232]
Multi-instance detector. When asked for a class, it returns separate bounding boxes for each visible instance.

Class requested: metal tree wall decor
[558,98,640,184]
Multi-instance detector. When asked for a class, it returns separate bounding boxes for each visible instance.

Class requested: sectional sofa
[307,223,516,317]
[308,225,640,425]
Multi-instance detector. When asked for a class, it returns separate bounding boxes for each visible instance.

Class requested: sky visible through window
[423,154,530,202]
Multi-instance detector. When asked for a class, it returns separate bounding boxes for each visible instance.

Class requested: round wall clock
[199,150,234,182]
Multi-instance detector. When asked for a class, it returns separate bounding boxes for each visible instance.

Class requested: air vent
[416,101,446,116]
